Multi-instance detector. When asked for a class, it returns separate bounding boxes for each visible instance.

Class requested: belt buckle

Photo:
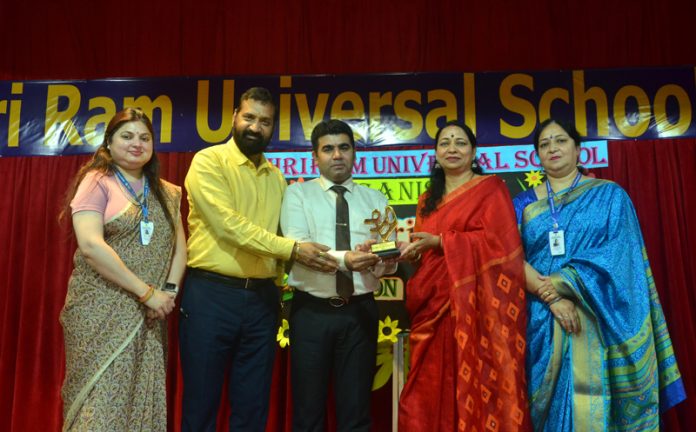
[329,296,347,307]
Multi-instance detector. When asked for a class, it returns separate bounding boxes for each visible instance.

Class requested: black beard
[233,127,270,157]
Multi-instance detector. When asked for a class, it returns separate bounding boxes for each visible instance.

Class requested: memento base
[371,241,401,259]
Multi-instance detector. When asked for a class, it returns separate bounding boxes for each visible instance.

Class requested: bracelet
[439,233,443,249]
[547,296,563,306]
[138,284,155,303]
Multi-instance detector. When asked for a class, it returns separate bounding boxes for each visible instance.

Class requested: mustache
[243,130,263,140]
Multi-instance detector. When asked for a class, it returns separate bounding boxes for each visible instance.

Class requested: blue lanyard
[114,169,150,222]
[545,171,582,231]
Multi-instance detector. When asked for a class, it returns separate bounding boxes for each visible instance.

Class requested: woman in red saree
[399,121,531,431]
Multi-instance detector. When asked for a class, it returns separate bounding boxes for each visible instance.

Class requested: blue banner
[0,67,692,156]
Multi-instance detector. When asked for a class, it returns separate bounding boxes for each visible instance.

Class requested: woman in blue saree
[513,118,686,431]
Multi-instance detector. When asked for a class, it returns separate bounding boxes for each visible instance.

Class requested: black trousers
[290,290,378,432]
[179,269,279,432]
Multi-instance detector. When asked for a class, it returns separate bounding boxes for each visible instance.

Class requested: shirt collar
[228,137,271,173]
[319,175,355,193]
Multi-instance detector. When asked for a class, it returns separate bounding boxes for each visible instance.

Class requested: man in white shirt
[280,119,397,431]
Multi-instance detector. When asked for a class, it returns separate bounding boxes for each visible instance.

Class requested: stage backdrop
[1,0,695,431]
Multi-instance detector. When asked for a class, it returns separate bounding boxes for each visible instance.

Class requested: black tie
[331,185,354,300]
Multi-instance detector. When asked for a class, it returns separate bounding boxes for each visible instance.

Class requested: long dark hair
[421,121,483,217]
[59,108,176,234]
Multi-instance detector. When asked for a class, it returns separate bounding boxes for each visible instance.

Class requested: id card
[548,230,565,256]
[140,220,154,245]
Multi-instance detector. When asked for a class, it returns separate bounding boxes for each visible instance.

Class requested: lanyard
[114,169,150,222]
[546,171,581,231]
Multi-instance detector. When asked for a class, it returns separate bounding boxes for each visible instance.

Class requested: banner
[268,141,607,181]
[1,67,692,156]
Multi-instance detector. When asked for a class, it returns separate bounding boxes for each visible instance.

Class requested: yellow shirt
[185,138,295,279]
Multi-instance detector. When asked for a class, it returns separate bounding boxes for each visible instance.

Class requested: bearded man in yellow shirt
[180,87,336,432]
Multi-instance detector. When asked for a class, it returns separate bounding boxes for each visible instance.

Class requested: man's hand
[295,242,339,273]
[355,239,377,253]
[345,251,380,271]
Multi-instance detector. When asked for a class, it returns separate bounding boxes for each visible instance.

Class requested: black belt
[293,289,374,308]
[188,267,273,289]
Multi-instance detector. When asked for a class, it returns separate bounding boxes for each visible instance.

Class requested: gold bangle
[138,284,155,303]
[293,242,301,260]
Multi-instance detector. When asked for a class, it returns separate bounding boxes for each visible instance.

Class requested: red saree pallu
[399,175,531,432]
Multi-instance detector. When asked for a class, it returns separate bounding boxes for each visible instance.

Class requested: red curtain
[1,0,695,431]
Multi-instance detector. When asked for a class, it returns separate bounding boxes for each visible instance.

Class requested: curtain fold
[1,0,695,430]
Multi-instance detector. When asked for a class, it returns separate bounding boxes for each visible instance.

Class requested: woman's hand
[549,299,581,334]
[400,232,441,261]
[144,290,176,320]
[534,275,560,304]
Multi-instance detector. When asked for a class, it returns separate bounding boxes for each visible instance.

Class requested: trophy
[363,206,400,258]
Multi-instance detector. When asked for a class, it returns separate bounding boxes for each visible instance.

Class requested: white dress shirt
[280,176,397,298]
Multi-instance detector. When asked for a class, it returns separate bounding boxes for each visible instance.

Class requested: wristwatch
[163,282,178,294]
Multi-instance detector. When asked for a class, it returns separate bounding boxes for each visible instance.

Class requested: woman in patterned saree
[512,118,686,431]
[59,108,186,431]
[398,121,531,431]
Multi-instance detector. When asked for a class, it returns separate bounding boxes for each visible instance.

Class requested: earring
[472,160,478,169]
[434,161,441,169]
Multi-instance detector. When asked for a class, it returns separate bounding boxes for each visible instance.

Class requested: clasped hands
[145,289,177,323]
[533,274,581,334]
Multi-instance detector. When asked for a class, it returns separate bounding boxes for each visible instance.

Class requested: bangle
[439,233,443,249]
[138,284,155,303]
[547,296,563,306]
[292,242,301,260]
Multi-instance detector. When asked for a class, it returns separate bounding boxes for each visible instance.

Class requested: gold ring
[318,252,325,258]
[543,290,551,297]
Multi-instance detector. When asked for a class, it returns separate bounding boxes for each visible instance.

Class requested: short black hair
[237,87,276,112]
[310,119,355,152]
